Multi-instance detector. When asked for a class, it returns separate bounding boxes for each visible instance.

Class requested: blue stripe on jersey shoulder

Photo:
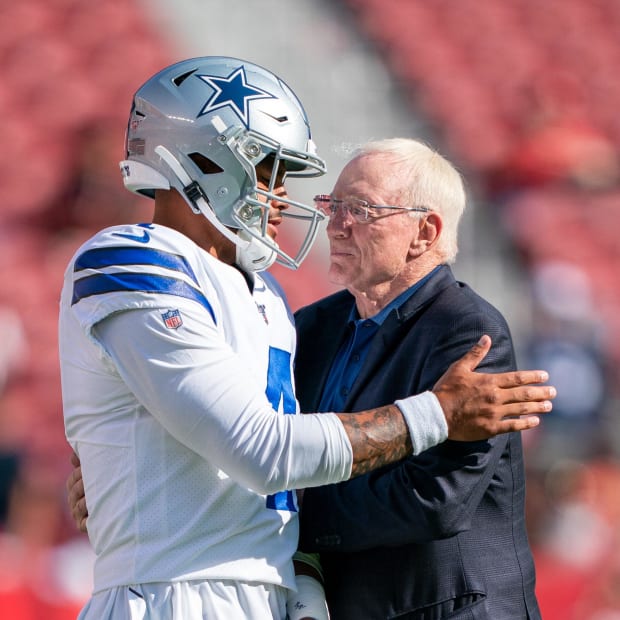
[72,272,216,323]
[74,246,199,285]
[71,247,215,322]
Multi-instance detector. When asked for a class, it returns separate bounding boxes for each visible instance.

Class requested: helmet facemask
[223,127,326,271]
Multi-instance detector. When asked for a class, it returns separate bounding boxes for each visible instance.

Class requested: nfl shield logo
[162,309,183,329]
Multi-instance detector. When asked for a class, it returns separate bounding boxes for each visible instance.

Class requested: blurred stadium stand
[0,0,619,617]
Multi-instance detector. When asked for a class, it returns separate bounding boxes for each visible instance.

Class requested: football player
[59,56,555,619]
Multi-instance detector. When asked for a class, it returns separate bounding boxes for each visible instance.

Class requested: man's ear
[409,212,442,256]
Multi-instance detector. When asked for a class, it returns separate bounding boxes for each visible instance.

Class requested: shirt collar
[348,265,443,327]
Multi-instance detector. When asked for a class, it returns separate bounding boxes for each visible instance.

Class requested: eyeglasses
[313,195,431,224]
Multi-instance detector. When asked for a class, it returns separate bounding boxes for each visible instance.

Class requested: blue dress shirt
[318,267,440,412]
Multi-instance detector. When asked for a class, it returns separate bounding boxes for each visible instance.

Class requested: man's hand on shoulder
[433,335,556,441]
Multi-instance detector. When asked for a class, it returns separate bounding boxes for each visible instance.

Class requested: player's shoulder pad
[69,224,217,331]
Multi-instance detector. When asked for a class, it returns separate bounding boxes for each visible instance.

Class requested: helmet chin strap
[235,230,277,272]
[154,146,277,272]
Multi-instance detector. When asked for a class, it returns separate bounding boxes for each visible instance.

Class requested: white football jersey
[59,223,352,595]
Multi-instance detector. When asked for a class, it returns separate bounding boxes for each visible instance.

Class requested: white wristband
[287,575,330,620]
[395,391,448,455]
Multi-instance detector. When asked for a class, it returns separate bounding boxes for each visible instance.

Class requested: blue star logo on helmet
[197,66,274,127]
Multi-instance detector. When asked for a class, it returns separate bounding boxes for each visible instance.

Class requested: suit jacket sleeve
[298,301,518,552]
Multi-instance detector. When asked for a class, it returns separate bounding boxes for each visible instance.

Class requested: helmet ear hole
[188,153,224,175]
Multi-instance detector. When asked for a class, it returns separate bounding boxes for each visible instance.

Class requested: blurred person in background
[523,260,608,458]
[59,57,553,620]
[296,138,543,619]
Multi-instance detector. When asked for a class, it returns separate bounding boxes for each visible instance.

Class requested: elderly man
[296,138,542,619]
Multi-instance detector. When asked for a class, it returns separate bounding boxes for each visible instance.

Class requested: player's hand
[66,451,89,533]
[433,335,556,441]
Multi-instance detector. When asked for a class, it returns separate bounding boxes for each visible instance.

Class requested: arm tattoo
[337,405,412,477]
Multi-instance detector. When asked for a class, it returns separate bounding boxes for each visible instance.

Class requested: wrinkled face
[326,154,420,293]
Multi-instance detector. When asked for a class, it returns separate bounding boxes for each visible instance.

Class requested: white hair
[352,138,466,263]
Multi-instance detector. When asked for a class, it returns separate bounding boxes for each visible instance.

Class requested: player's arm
[98,307,553,491]
[65,334,554,530]
[337,334,554,477]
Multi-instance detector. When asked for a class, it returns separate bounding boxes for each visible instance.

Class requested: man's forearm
[336,336,556,477]
[336,405,413,477]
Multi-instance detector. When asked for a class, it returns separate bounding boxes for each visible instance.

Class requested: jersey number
[265,347,298,512]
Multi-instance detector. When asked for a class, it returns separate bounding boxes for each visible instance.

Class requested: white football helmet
[119,56,326,271]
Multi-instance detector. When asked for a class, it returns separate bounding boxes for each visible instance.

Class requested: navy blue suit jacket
[295,266,541,620]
